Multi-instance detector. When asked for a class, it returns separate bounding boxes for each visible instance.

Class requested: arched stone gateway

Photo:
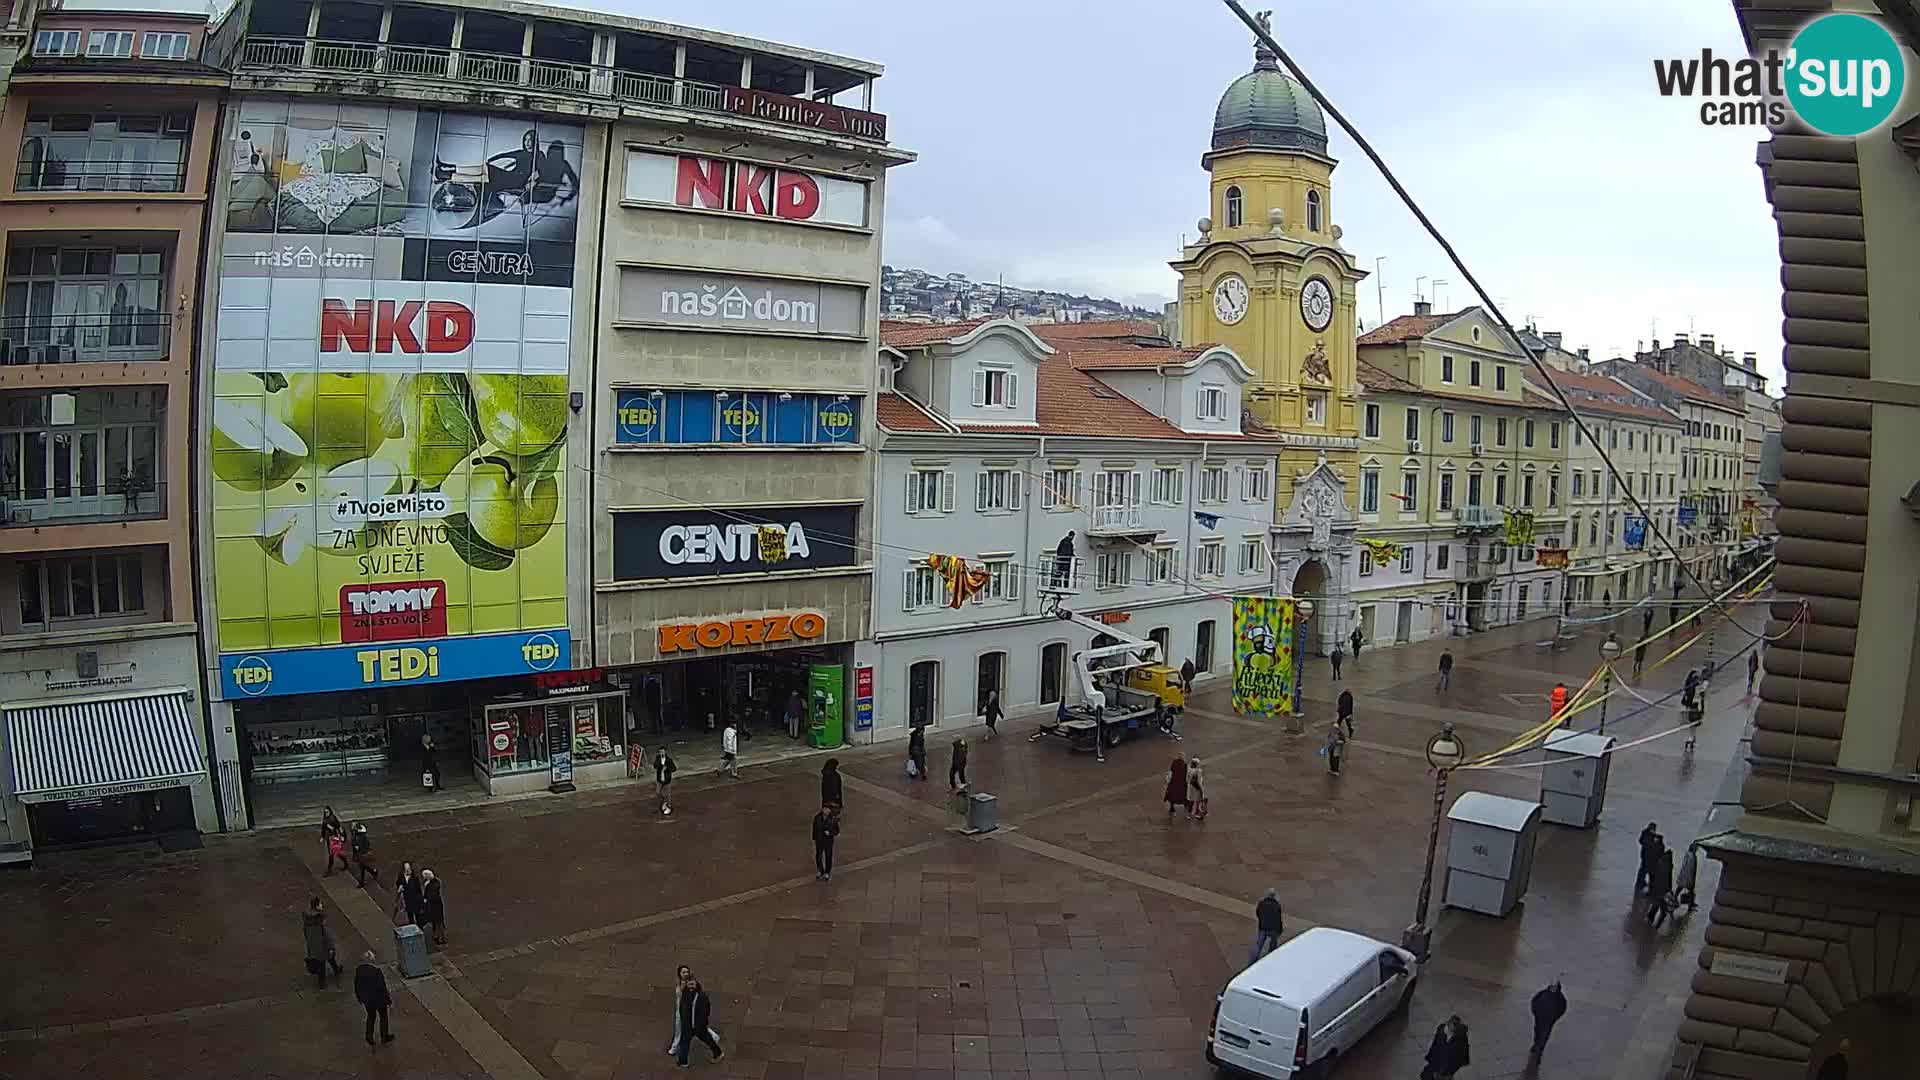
[1272,454,1356,656]
[1673,850,1920,1079]
[1291,559,1327,656]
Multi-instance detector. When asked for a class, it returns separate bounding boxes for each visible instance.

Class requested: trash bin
[393,923,432,979]
[1443,791,1542,917]
[965,791,998,833]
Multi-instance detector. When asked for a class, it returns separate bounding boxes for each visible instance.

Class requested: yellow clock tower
[1171,15,1367,635]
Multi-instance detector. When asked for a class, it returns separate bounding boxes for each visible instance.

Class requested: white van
[1206,928,1418,1077]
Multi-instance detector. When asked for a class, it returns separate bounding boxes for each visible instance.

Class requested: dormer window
[86,30,136,58]
[1225,186,1244,228]
[1198,383,1228,421]
[973,366,1018,409]
[33,30,81,56]
[1306,190,1322,232]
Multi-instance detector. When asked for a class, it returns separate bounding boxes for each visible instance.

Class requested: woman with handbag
[320,808,348,876]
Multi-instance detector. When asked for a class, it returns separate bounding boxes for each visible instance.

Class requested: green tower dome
[1211,43,1328,157]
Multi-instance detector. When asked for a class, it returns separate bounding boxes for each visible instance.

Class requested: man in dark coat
[812,804,840,881]
[1336,688,1355,737]
[1421,1016,1470,1080]
[1633,640,1649,679]
[302,896,343,986]
[1635,823,1663,893]
[674,977,723,1066]
[1436,649,1454,691]
[1328,641,1343,681]
[1179,658,1196,694]
[1530,981,1567,1055]
[1642,606,1655,641]
[1348,626,1364,660]
[349,822,380,888]
[1050,531,1076,588]
[907,725,927,781]
[819,758,843,811]
[1249,888,1283,964]
[420,869,446,946]
[355,951,395,1046]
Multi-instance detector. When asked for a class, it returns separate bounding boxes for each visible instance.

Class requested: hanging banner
[1231,597,1296,717]
[1679,505,1699,526]
[1623,515,1648,549]
[1536,547,1570,569]
[1357,537,1403,565]
[1503,508,1536,546]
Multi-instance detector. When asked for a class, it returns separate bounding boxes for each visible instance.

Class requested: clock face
[1213,275,1249,325]
[1301,276,1334,332]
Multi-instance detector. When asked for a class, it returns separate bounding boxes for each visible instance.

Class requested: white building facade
[861,320,1278,739]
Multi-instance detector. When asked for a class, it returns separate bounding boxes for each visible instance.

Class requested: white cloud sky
[582,0,1787,388]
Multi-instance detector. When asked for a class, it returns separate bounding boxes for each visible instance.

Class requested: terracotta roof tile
[1356,309,1467,345]
[879,319,991,347]
[1063,345,1208,371]
[1628,366,1734,406]
[874,391,949,433]
[1523,374,1680,424]
[1016,355,1190,438]
[1028,319,1165,344]
[1356,361,1419,393]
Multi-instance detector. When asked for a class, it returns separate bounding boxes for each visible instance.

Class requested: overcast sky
[584,0,1785,388]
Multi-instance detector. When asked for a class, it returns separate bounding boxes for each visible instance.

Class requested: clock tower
[1170,11,1367,649]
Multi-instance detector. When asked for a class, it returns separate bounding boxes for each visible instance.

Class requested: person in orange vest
[1549,683,1569,725]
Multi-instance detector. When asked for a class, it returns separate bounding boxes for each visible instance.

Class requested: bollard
[965,791,999,834]
[393,923,432,978]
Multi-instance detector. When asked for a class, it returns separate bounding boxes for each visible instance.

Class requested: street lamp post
[1403,721,1467,961]
[1597,632,1623,733]
[1290,598,1316,734]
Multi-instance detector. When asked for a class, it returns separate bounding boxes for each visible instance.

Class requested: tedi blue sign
[221,630,570,699]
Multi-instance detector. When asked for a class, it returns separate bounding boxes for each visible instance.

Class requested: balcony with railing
[1032,553,1086,596]
[0,480,167,528]
[14,160,188,195]
[0,312,172,365]
[231,8,887,145]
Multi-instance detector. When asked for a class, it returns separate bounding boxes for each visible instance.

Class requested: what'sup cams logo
[1655,13,1907,136]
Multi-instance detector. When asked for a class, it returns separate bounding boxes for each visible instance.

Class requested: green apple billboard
[211,101,582,697]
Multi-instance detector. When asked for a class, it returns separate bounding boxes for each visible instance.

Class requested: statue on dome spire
[1252,10,1279,70]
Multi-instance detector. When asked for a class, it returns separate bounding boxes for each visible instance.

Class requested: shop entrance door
[1039,642,1066,705]
[976,652,1005,715]
[1395,602,1413,644]
[909,660,939,729]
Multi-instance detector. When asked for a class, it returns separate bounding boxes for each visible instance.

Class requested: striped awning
[5,689,203,804]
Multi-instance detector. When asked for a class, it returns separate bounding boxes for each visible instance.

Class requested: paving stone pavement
[0,611,1763,1079]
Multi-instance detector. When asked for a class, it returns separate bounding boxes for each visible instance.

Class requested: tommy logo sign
[339,579,449,643]
[320,299,475,354]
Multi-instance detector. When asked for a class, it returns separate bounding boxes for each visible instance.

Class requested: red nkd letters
[673,156,822,221]
[320,299,475,354]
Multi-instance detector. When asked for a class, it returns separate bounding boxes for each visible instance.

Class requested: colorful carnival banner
[1503,508,1536,546]
[1536,547,1570,569]
[1357,537,1404,565]
[1232,596,1296,716]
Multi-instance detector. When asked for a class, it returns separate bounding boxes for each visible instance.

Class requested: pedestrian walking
[674,976,724,1066]
[1328,641,1343,681]
[665,964,693,1057]
[350,822,380,887]
[1436,649,1453,691]
[1323,721,1347,775]
[981,690,1002,740]
[1349,625,1364,661]
[324,818,350,877]
[420,869,446,946]
[1647,848,1677,928]
[1550,682,1569,725]
[393,861,422,926]
[820,757,843,812]
[1816,1039,1852,1080]
[812,804,840,881]
[1633,640,1648,679]
[1530,981,1567,1056]
[907,724,927,781]
[1187,757,1208,820]
[1675,843,1700,913]
[720,721,739,779]
[1249,888,1283,964]
[1421,1016,1471,1080]
[1642,606,1655,641]
[1635,823,1663,893]
[355,951,395,1046]
[948,736,970,793]
[302,896,343,986]
[1748,650,1760,693]
[653,747,677,816]
[1602,588,1613,610]
[1683,668,1701,711]
[1336,687,1354,737]
[420,733,442,792]
[1164,754,1190,817]
[1180,657,1197,694]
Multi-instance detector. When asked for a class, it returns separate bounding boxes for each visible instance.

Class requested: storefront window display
[474,691,623,781]
[240,687,473,785]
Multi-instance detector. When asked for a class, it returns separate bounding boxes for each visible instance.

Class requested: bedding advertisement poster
[210,100,581,695]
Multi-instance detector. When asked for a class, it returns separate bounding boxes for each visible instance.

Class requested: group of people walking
[1163,753,1208,819]
[1636,822,1699,929]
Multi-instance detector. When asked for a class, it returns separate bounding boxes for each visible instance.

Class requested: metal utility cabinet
[1443,792,1542,917]
[1539,730,1616,828]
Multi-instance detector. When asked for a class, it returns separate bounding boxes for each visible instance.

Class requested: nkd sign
[624,151,868,228]
[617,267,864,337]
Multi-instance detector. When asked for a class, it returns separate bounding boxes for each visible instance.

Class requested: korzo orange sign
[657,612,827,654]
